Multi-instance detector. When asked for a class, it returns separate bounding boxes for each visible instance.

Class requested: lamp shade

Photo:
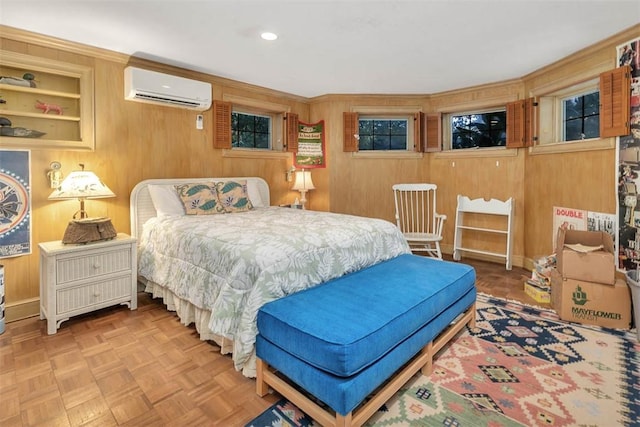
[292,170,315,191]
[49,170,115,200]
[48,169,115,220]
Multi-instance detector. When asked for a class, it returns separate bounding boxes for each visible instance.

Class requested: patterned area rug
[246,293,639,427]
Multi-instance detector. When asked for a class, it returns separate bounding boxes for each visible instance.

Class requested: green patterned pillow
[174,183,225,215]
[215,180,254,213]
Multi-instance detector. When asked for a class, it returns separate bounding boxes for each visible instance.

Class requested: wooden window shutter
[425,113,442,152]
[506,99,527,148]
[213,100,232,149]
[600,65,630,138]
[343,112,359,152]
[285,112,299,152]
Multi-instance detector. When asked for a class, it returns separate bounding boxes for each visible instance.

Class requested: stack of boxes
[550,229,631,329]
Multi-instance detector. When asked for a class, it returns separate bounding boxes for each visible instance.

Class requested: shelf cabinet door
[0,50,95,150]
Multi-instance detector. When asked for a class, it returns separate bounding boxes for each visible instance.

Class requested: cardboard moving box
[550,269,631,329]
[556,229,615,285]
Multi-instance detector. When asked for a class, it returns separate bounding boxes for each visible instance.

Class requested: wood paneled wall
[1,24,638,321]
[311,25,638,271]
[521,32,625,262]
[1,27,310,321]
[309,95,431,219]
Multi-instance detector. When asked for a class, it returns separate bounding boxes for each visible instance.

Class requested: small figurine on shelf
[22,73,36,87]
[0,116,46,138]
[35,100,63,115]
[0,72,37,88]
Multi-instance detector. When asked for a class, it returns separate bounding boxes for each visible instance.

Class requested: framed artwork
[0,149,31,258]
[294,120,326,169]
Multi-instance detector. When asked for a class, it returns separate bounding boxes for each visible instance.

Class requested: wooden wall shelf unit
[0,50,94,150]
[453,195,514,270]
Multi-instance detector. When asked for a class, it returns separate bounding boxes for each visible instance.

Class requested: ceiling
[1,1,638,98]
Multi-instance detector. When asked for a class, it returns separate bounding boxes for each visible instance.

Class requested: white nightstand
[39,233,137,335]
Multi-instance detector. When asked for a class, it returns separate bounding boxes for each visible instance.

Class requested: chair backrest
[392,183,439,235]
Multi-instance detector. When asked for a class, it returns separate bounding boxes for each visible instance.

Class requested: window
[446,109,506,150]
[232,109,271,149]
[213,98,289,154]
[562,90,599,141]
[537,78,600,145]
[343,107,428,155]
[358,117,409,150]
[530,66,629,155]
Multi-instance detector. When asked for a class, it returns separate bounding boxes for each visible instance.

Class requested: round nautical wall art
[0,170,29,235]
[0,150,31,257]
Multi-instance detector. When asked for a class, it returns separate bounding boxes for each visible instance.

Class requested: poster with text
[554,206,616,250]
[552,206,587,249]
[0,150,31,258]
[294,120,325,168]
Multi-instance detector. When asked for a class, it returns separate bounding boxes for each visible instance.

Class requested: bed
[130,177,411,377]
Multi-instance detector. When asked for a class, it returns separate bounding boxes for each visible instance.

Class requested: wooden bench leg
[336,412,353,427]
[256,358,269,397]
[420,341,434,376]
[468,303,477,329]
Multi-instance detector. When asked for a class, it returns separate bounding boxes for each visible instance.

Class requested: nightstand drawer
[56,246,132,285]
[56,275,132,314]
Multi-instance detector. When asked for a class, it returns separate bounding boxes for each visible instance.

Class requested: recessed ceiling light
[261,32,278,41]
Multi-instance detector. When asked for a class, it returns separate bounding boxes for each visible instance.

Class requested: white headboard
[129,177,270,239]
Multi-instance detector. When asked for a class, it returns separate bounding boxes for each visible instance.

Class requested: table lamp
[292,169,315,209]
[48,164,117,243]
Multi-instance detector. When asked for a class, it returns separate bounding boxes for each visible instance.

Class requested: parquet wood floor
[0,257,543,426]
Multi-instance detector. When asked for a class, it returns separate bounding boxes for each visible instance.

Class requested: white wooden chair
[393,183,446,260]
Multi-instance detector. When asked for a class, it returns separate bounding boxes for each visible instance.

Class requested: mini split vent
[124,66,212,111]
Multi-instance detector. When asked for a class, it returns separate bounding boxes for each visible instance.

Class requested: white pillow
[246,180,265,208]
[147,184,185,216]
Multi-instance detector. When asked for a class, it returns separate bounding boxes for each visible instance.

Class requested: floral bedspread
[138,207,411,372]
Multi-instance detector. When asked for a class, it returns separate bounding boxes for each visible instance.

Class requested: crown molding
[1,25,128,63]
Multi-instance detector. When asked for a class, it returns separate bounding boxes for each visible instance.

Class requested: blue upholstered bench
[256,254,476,427]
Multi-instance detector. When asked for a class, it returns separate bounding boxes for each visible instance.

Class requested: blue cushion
[257,254,476,377]
[256,287,476,415]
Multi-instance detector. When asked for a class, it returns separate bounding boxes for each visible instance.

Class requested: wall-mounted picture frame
[294,120,326,169]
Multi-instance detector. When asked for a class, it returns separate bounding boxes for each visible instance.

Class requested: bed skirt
[142,278,258,377]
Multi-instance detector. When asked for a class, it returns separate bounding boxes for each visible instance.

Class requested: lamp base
[62,217,117,244]
[298,190,308,209]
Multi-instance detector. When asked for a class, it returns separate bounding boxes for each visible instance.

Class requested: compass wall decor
[0,150,31,258]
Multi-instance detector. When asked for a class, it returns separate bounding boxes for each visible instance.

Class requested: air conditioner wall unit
[124,66,212,111]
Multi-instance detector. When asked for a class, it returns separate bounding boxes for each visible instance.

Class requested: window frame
[347,105,423,158]
[231,105,274,150]
[529,69,626,156]
[560,88,600,142]
[442,106,507,152]
[215,95,291,159]
[539,78,601,145]
[357,114,413,152]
